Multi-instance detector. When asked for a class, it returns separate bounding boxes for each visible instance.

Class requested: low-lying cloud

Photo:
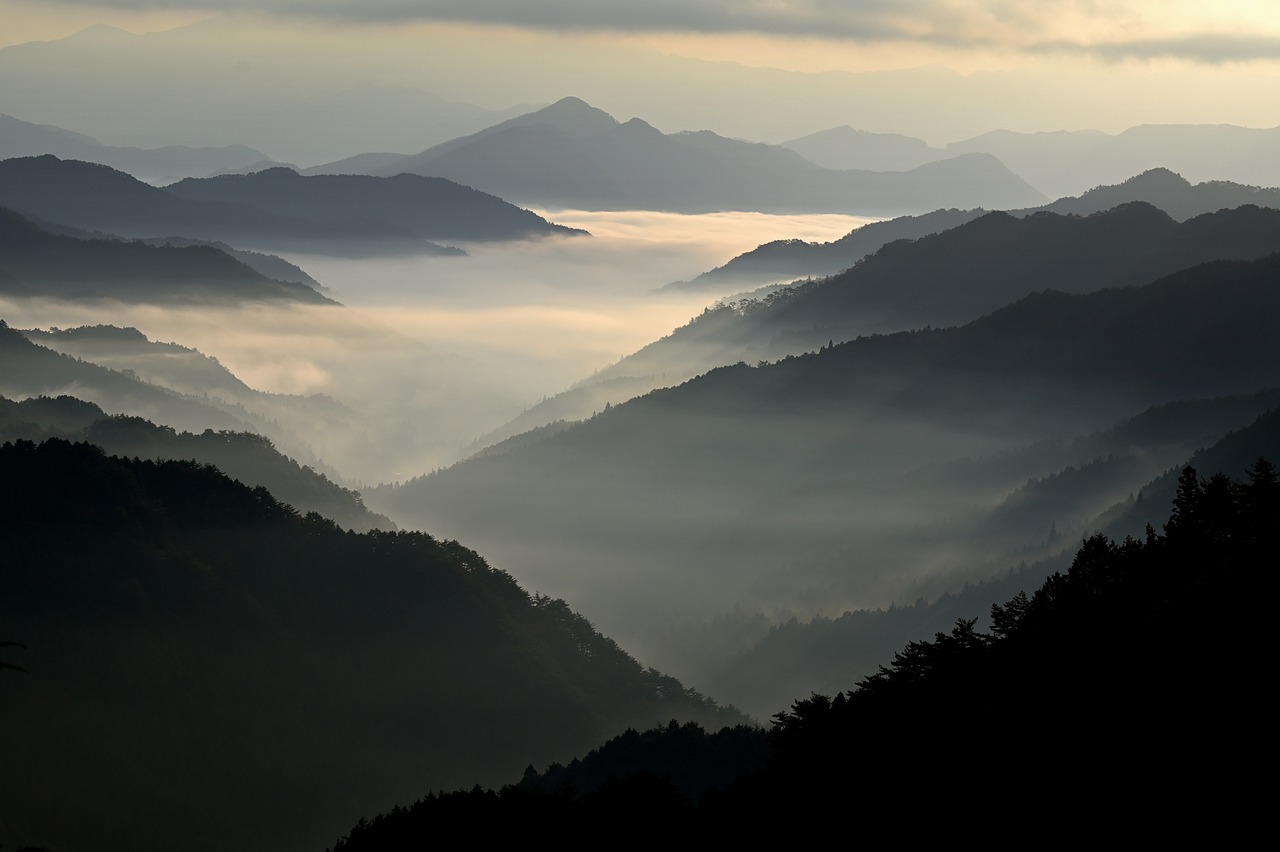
[1,210,868,484]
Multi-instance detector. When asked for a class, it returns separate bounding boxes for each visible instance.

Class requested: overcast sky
[7,1,1280,64]
[1,1,1278,154]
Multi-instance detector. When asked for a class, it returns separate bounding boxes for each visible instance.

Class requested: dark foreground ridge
[332,459,1276,846]
[0,439,743,852]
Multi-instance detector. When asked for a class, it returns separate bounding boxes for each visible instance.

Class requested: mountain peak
[1121,168,1192,190]
[525,96,618,129]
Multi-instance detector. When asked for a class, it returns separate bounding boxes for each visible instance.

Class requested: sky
[2,1,1279,152]
[5,1,1280,69]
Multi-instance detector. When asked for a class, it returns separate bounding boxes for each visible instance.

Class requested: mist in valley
[4,5,1280,848]
[2,210,870,484]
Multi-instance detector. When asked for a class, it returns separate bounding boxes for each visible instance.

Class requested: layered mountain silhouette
[164,167,583,243]
[632,203,1280,373]
[0,111,277,183]
[334,460,1276,843]
[0,394,393,532]
[699,392,1280,717]
[371,253,1280,669]
[0,438,744,852]
[1028,166,1280,220]
[0,156,462,256]
[780,126,943,172]
[0,206,332,303]
[669,207,985,293]
[785,122,1280,197]
[947,123,1280,198]
[309,97,1046,214]
[0,322,371,480]
[498,202,1280,440]
[7,322,384,481]
[1,319,259,435]
[677,169,1280,294]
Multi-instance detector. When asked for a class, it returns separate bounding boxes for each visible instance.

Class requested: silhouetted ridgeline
[372,252,1280,663]
[314,96,1046,214]
[0,156,460,256]
[605,203,1280,386]
[0,111,277,182]
[331,461,1275,845]
[0,394,392,532]
[163,167,584,242]
[698,401,1280,717]
[0,206,332,304]
[676,168,1280,294]
[0,439,743,852]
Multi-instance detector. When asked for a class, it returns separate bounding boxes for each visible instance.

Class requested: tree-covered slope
[0,439,744,852]
[373,254,1280,673]
[604,203,1280,387]
[0,395,392,532]
[671,169,1280,296]
[332,459,1275,844]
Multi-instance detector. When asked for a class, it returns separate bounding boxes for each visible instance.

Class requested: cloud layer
[25,0,1280,62]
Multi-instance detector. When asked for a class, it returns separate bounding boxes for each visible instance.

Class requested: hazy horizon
[2,3,1278,164]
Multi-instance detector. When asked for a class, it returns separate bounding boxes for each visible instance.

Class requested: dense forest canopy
[0,438,743,852]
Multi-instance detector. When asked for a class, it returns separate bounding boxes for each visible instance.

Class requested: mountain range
[784,123,1280,197]
[0,111,276,184]
[0,206,332,304]
[0,155,573,257]
[370,252,1280,674]
[309,97,1047,215]
[164,167,585,244]
[675,168,1280,294]
[494,201,1280,443]
[0,393,393,533]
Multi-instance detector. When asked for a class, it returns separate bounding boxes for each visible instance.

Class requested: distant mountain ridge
[372,252,1280,668]
[0,111,276,183]
[783,122,1280,197]
[0,206,332,304]
[164,167,585,243]
[514,202,1280,440]
[309,96,1046,214]
[676,168,1280,294]
[0,155,458,257]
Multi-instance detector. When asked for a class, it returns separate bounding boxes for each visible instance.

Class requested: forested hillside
[332,459,1275,845]
[0,440,743,852]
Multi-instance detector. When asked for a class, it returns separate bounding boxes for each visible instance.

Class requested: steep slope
[373,254,1280,670]
[324,97,1045,214]
[0,319,258,435]
[334,464,1275,844]
[598,203,1280,389]
[0,207,333,304]
[493,202,1280,442]
[164,168,584,243]
[0,395,393,532]
[678,168,1280,295]
[669,207,985,293]
[699,397,1280,717]
[0,439,745,852]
